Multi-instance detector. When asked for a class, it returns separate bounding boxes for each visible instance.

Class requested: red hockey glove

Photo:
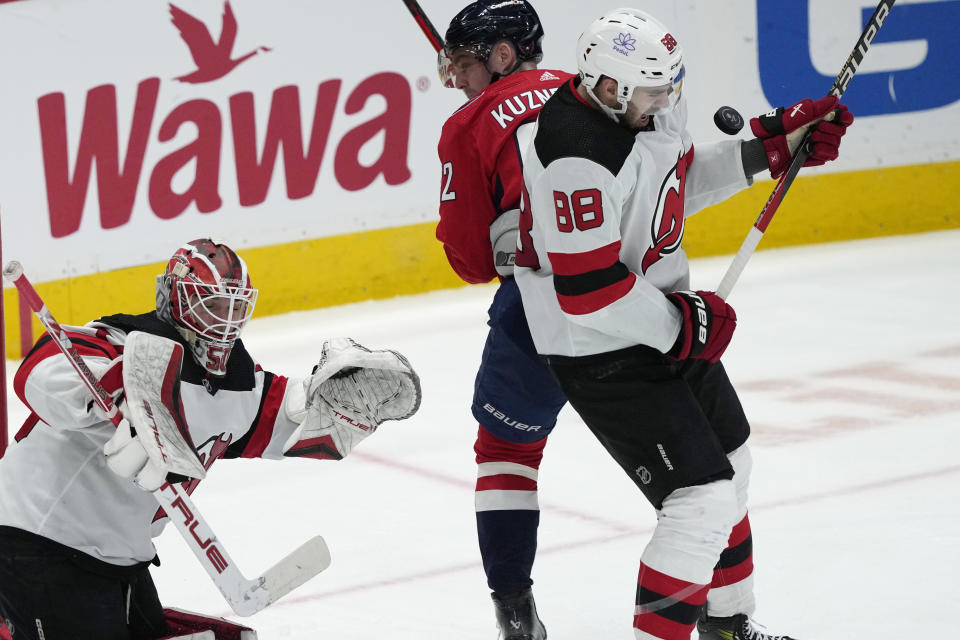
[750,95,855,179]
[666,290,737,363]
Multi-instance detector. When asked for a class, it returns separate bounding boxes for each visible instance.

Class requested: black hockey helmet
[444,0,544,64]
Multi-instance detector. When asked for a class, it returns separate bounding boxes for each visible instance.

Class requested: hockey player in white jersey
[514,9,853,640]
[0,239,420,640]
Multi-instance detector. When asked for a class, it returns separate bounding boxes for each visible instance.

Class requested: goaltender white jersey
[515,78,750,357]
[0,312,303,566]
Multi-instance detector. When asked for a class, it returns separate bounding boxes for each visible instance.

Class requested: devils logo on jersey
[152,433,233,523]
[641,150,688,274]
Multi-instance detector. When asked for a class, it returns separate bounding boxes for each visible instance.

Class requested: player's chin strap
[585,81,631,124]
[487,52,530,85]
[283,338,421,459]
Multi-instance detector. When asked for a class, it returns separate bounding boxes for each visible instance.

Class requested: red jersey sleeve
[13,326,123,431]
[436,119,500,284]
[232,369,291,459]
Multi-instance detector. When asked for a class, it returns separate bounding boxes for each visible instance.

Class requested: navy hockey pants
[471,277,567,593]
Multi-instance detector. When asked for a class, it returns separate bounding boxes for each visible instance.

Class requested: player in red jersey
[435,2,571,638]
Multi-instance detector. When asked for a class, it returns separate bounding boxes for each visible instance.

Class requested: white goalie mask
[577,8,685,122]
[156,239,258,377]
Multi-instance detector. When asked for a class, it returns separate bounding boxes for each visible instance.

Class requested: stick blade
[258,535,331,606]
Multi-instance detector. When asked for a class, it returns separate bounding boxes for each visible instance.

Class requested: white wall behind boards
[1,0,956,282]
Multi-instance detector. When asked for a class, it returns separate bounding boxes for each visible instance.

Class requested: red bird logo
[641,150,688,274]
[169,1,270,83]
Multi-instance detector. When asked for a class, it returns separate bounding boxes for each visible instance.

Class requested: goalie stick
[716,0,895,299]
[1,260,331,617]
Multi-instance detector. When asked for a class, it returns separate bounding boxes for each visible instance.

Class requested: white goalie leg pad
[282,338,421,459]
[122,331,206,480]
[161,607,257,640]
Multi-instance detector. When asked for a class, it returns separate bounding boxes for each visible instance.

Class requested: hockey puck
[714,106,744,135]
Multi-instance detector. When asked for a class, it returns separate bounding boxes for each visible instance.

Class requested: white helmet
[577,8,685,121]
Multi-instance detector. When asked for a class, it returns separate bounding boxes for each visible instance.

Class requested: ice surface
[5,230,959,638]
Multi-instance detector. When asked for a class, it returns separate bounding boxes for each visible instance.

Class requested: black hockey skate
[491,587,546,640]
[697,612,797,640]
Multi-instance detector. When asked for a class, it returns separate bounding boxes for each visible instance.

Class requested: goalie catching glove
[751,95,854,179]
[283,338,421,460]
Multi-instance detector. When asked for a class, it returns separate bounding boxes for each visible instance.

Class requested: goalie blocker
[103,332,208,491]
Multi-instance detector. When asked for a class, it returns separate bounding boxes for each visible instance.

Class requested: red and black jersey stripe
[226,371,288,459]
[549,241,636,315]
[13,328,121,411]
[281,434,343,460]
[14,413,42,443]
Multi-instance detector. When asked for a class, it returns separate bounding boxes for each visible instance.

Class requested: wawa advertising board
[0,0,956,335]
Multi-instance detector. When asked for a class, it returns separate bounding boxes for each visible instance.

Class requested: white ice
[5,230,959,639]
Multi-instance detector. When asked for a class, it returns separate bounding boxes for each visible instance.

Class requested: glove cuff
[667,305,694,359]
[750,106,785,138]
[666,291,714,360]
[762,136,791,179]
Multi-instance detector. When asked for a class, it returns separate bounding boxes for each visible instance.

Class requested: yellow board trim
[4,160,958,359]
[684,160,958,252]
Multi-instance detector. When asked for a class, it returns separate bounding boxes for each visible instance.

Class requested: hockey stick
[400,0,455,87]
[1,261,331,617]
[716,0,895,299]
[401,0,444,52]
